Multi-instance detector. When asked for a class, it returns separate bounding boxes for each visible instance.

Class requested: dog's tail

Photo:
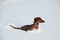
[10,25,20,29]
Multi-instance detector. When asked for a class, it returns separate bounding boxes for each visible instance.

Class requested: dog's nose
[42,20,45,23]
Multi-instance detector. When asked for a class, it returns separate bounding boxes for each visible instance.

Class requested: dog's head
[34,17,45,23]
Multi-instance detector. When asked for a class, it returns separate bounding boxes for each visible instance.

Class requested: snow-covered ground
[0,0,60,40]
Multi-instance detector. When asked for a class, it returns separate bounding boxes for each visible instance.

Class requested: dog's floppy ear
[34,17,41,22]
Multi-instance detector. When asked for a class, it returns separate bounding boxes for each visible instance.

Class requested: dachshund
[10,17,45,31]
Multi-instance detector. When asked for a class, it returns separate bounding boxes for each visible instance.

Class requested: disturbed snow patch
[0,23,43,34]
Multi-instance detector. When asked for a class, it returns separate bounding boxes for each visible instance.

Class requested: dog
[10,17,45,31]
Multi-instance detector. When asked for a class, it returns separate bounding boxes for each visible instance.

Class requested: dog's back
[10,24,33,31]
[20,25,32,31]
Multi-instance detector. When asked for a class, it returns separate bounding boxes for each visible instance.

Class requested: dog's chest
[32,25,38,30]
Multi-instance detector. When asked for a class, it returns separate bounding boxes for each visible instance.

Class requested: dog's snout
[42,20,45,23]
